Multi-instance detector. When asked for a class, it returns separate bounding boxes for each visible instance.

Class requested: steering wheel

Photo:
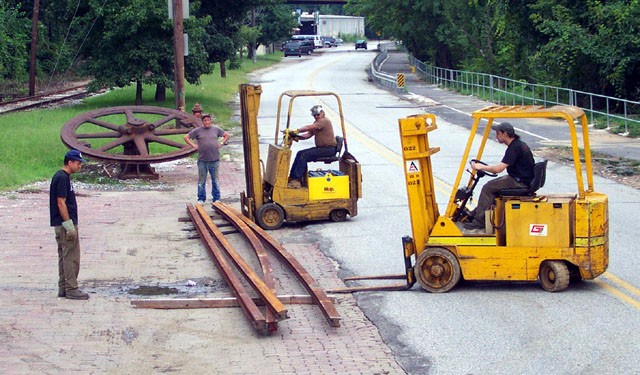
[470,159,498,178]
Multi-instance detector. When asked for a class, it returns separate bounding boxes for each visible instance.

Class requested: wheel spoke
[146,134,187,149]
[152,114,179,128]
[98,135,133,152]
[77,131,120,139]
[154,128,192,136]
[124,109,137,124]
[86,118,121,131]
[133,136,149,155]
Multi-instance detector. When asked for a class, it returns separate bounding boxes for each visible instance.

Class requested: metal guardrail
[407,55,640,136]
[368,44,640,136]
[369,45,397,91]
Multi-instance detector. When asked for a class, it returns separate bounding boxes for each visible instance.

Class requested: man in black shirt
[50,150,89,300]
[465,122,534,232]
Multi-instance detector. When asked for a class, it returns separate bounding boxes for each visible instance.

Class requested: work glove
[62,219,77,241]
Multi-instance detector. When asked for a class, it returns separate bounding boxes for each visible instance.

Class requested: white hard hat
[310,105,323,116]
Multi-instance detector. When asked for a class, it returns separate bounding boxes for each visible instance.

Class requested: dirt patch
[536,146,640,189]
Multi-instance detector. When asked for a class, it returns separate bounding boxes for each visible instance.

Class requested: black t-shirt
[49,169,78,226]
[501,138,535,185]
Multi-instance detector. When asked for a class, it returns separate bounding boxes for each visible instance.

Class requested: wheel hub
[430,264,444,278]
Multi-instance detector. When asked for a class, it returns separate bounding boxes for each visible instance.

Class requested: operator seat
[311,135,343,164]
[499,160,548,197]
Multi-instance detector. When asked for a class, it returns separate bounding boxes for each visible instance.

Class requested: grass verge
[0,54,280,191]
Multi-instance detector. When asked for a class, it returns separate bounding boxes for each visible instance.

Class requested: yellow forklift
[239,84,362,230]
[398,105,608,292]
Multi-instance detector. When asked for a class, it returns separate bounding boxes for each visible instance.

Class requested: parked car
[296,39,314,55]
[292,35,322,49]
[321,36,337,48]
[355,39,367,50]
[283,41,303,57]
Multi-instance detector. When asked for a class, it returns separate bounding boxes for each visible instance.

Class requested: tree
[256,4,298,51]
[77,0,209,104]
[0,3,30,83]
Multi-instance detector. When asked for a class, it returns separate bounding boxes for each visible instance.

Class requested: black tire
[539,261,570,292]
[415,247,461,293]
[329,209,348,222]
[256,203,285,230]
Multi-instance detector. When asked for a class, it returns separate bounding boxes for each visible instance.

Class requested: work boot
[58,288,66,297]
[65,288,89,300]
[464,228,486,235]
[463,218,484,230]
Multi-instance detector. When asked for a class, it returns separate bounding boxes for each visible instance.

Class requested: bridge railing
[407,55,640,136]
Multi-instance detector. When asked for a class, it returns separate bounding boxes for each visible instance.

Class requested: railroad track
[132,202,341,335]
[0,84,91,114]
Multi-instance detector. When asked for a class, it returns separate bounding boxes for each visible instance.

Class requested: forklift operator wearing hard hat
[464,122,535,232]
[288,105,338,188]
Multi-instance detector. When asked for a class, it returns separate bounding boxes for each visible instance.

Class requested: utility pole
[172,0,186,111]
[29,0,40,96]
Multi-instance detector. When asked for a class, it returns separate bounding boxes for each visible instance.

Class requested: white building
[299,13,365,37]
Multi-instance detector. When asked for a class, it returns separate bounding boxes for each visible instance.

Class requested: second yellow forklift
[397,105,608,292]
[239,84,362,230]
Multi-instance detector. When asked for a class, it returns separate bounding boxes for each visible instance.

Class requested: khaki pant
[54,225,81,291]
[475,175,527,225]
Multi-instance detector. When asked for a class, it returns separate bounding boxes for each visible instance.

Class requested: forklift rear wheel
[415,247,461,293]
[256,203,285,230]
[329,209,348,222]
[539,261,570,292]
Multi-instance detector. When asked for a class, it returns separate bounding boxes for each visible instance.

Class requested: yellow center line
[603,272,640,298]
[594,280,640,310]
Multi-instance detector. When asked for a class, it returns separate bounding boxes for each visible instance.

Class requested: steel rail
[186,204,268,333]
[213,202,342,328]
[195,204,288,331]
[0,85,91,114]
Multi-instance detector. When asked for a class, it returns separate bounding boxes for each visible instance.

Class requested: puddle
[128,286,179,296]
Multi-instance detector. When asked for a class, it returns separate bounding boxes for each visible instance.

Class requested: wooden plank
[214,202,342,328]
[195,204,288,322]
[131,295,336,309]
[186,204,267,333]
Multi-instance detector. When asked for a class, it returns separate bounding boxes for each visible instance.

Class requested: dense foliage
[4,1,638,102]
[1,0,295,101]
[346,0,640,100]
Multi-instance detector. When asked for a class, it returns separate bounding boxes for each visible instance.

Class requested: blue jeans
[289,146,336,180]
[197,160,220,202]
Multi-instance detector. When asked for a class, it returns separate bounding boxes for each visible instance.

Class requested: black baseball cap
[65,149,86,162]
[494,122,515,136]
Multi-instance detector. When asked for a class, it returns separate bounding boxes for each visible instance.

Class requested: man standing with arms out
[288,105,337,188]
[465,122,535,232]
[50,149,89,300]
[184,113,230,204]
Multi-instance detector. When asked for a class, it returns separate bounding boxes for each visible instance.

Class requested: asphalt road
[253,45,640,374]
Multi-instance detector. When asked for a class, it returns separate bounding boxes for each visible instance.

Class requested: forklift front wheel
[415,247,461,293]
[539,261,570,292]
[256,203,285,230]
[329,209,348,222]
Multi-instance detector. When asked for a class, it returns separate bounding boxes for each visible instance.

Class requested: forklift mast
[398,114,441,253]
[239,84,263,220]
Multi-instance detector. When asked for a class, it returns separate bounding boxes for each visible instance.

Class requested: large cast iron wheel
[61,106,200,164]
[539,261,570,292]
[256,203,285,230]
[415,247,461,293]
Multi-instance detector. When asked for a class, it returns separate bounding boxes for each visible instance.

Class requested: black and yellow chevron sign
[396,73,405,88]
